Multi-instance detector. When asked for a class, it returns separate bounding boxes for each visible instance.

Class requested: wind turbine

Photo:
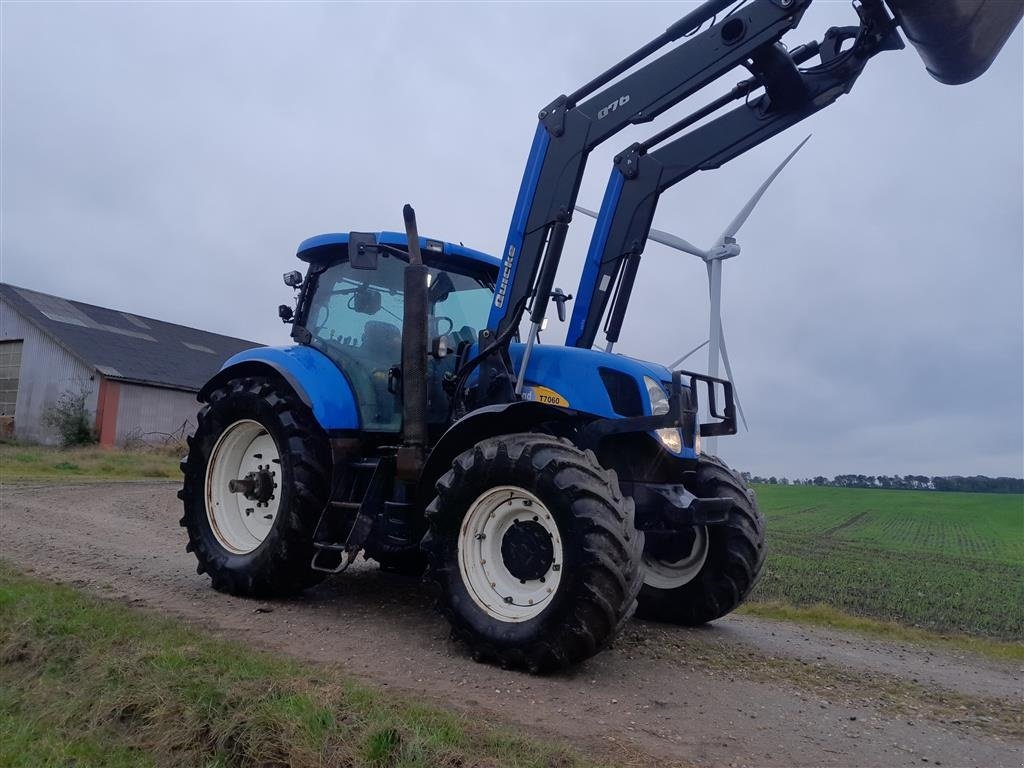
[577,135,810,455]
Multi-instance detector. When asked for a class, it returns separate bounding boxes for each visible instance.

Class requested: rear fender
[198,346,360,431]
[417,401,582,505]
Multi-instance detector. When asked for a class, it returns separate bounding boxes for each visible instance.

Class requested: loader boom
[486,0,815,345]
[566,1,906,349]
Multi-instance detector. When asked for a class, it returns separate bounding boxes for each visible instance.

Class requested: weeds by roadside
[0,564,594,768]
[0,443,182,482]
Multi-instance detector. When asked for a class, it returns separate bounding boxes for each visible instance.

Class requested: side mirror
[283,270,303,288]
[550,287,573,323]
[349,232,380,270]
[278,304,294,323]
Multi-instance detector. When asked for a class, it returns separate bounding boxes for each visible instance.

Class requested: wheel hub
[641,525,709,590]
[500,519,554,581]
[229,466,276,506]
[457,485,564,623]
[644,528,696,562]
[205,420,282,554]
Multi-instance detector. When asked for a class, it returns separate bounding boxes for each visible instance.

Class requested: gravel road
[2,481,1020,767]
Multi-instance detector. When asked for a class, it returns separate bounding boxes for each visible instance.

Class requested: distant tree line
[739,472,1023,494]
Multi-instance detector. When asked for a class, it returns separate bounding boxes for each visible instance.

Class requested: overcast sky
[2,2,1021,478]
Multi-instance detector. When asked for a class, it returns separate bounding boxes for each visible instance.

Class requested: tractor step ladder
[310,457,391,573]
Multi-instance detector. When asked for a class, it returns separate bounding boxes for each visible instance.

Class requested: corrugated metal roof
[0,283,261,392]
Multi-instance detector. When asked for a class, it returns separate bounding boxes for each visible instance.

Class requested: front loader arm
[567,1,905,350]
[486,0,814,344]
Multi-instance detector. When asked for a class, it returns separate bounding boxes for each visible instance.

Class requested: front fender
[199,346,359,431]
[417,401,582,505]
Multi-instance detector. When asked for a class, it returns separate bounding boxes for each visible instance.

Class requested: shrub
[42,387,97,447]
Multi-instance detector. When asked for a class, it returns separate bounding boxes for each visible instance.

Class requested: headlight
[643,376,682,454]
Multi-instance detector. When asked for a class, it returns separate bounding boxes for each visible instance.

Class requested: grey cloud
[3,2,1021,477]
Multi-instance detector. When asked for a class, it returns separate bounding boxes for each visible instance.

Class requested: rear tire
[636,454,766,625]
[179,376,329,597]
[424,434,643,672]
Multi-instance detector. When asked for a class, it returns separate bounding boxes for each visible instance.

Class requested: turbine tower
[577,135,810,455]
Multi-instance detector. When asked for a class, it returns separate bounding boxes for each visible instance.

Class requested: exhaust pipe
[397,203,429,481]
[885,0,1024,84]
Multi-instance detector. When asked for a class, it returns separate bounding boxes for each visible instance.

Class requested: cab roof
[297,232,500,274]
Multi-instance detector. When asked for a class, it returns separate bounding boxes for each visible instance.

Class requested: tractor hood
[506,343,672,421]
[886,0,1023,84]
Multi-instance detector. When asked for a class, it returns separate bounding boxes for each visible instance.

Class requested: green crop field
[749,485,1024,639]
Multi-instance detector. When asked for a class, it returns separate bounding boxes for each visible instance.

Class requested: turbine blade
[717,134,811,242]
[718,328,748,431]
[580,201,709,258]
[647,227,709,258]
[666,339,709,369]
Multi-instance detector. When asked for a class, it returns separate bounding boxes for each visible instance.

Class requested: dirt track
[2,481,1021,767]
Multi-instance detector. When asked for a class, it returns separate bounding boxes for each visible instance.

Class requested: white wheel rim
[642,526,709,589]
[205,419,282,554]
[457,485,564,623]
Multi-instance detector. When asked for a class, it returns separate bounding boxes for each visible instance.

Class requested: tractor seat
[450,325,477,355]
[362,320,402,360]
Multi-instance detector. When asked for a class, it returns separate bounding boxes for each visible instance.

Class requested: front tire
[179,376,330,597]
[636,454,766,625]
[424,434,643,672]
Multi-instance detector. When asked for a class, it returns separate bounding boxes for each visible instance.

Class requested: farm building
[0,283,260,446]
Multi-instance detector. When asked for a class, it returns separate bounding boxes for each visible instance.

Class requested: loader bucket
[885,0,1024,84]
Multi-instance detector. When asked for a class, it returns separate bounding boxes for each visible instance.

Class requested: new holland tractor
[180,0,1022,671]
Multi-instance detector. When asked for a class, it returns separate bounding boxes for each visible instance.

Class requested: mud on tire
[179,376,329,597]
[424,434,643,672]
[636,454,766,626]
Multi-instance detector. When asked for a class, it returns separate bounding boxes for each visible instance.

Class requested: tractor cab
[290,232,499,431]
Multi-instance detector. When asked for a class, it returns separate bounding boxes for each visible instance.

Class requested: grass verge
[736,601,1024,663]
[0,443,181,482]
[0,564,592,768]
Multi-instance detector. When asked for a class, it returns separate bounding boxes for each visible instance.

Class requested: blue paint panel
[507,343,669,417]
[507,343,695,458]
[221,345,360,431]
[566,167,624,348]
[296,232,500,273]
[487,124,551,331]
[297,232,349,253]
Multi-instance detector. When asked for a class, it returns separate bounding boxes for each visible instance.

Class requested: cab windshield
[304,252,493,431]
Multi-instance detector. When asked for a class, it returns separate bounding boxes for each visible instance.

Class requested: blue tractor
[181,0,1022,670]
